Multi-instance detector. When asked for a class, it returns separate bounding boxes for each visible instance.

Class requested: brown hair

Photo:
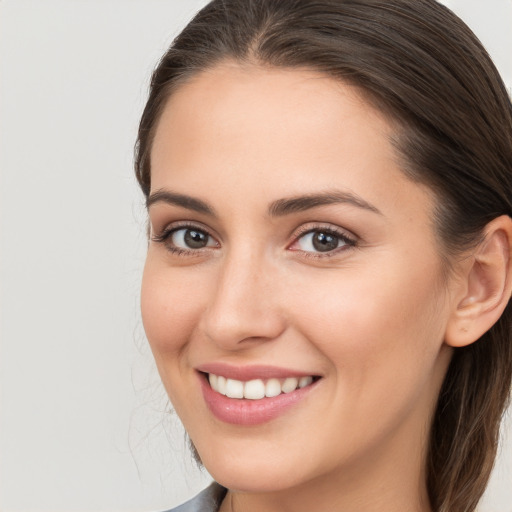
[134,1,512,510]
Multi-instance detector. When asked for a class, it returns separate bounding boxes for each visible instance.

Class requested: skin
[142,63,463,512]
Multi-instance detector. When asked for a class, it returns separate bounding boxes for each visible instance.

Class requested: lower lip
[199,374,319,426]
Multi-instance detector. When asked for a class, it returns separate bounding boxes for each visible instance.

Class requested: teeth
[217,375,227,395]
[265,378,282,398]
[244,379,265,399]
[282,377,299,393]
[299,376,313,388]
[225,378,244,398]
[208,373,315,399]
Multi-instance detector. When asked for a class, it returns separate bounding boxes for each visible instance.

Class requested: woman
[135,1,512,511]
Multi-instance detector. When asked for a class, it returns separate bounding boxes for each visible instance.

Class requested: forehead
[152,62,390,157]
[150,62,432,222]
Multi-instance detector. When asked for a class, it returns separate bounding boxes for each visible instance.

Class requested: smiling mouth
[206,373,319,400]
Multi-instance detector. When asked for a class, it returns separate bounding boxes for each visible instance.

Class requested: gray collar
[165,482,227,512]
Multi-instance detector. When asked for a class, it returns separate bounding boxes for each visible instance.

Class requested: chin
[196,441,312,492]
[209,464,301,493]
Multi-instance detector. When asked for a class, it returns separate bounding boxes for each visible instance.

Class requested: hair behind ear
[429,306,512,512]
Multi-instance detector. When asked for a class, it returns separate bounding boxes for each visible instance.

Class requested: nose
[200,250,286,350]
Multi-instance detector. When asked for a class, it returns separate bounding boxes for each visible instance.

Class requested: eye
[290,228,356,254]
[151,224,219,254]
[170,227,216,249]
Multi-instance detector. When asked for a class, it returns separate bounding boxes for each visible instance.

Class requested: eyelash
[151,222,357,258]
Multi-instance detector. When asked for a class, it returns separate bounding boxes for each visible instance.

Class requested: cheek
[140,257,203,359]
[289,258,447,386]
[288,267,449,449]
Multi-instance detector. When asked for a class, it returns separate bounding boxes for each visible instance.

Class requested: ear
[445,215,512,348]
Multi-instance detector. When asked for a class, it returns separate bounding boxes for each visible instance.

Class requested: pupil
[312,232,338,252]
[184,229,208,248]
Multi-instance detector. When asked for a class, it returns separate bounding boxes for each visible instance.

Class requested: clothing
[164,482,227,512]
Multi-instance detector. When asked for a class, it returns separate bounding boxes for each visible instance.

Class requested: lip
[196,363,321,426]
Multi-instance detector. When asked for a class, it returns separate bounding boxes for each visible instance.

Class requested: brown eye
[311,232,339,252]
[291,228,356,255]
[296,230,344,253]
[170,227,216,250]
[184,229,208,248]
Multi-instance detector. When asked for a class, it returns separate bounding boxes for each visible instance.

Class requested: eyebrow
[268,190,382,216]
[146,189,216,216]
[146,188,381,217]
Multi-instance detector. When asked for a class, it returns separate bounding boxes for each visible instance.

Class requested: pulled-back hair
[135,1,512,510]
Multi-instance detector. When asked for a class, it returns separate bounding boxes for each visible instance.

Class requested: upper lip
[196,362,320,381]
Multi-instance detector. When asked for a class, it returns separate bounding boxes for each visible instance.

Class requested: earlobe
[445,215,512,348]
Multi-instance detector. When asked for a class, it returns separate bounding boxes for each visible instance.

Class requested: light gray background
[1,1,511,511]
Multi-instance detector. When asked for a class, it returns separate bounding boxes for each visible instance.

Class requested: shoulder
[163,482,227,512]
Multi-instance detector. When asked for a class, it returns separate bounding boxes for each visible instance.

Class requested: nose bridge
[201,245,285,347]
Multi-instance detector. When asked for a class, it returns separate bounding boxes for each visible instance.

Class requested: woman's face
[142,64,456,496]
